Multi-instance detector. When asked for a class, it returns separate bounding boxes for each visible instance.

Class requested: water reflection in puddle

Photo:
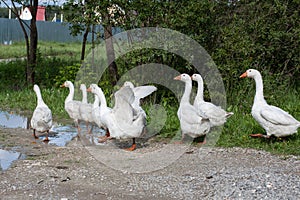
[79,127,107,146]
[0,149,25,171]
[0,111,28,129]
[0,110,108,170]
[0,110,106,147]
[0,110,78,144]
[0,110,79,147]
[46,125,78,147]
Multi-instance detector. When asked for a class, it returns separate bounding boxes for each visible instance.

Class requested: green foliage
[0,57,79,90]
[54,63,81,86]
[0,61,26,90]
[0,0,300,155]
[210,0,300,92]
[0,7,10,18]
[0,86,69,121]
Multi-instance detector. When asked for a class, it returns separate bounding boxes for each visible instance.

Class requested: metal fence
[0,18,122,44]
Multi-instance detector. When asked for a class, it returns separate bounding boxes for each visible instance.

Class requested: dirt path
[0,127,299,200]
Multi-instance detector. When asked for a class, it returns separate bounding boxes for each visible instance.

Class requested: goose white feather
[174,74,210,139]
[123,81,157,119]
[61,81,82,132]
[88,84,146,150]
[240,69,300,137]
[191,74,233,127]
[89,91,107,130]
[31,84,52,141]
[79,84,94,133]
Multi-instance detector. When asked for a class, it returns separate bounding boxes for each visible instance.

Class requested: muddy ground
[0,127,299,200]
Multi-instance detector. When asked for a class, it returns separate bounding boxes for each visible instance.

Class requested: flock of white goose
[30,69,300,150]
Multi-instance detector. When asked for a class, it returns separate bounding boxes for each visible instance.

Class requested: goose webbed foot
[43,137,50,143]
[43,131,50,143]
[250,133,270,138]
[125,138,137,151]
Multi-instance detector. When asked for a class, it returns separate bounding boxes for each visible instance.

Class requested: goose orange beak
[240,72,247,78]
[60,83,66,87]
[174,75,181,80]
[86,87,92,92]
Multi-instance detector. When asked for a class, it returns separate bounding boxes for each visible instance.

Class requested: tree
[63,0,125,85]
[63,0,299,89]
[62,1,97,61]
[1,0,39,85]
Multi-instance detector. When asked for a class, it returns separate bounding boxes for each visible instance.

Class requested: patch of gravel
[0,127,299,199]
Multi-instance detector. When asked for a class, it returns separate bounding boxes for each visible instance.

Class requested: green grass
[0,86,69,122]
[218,88,300,155]
[0,77,299,156]
[0,41,92,60]
[0,86,299,156]
[0,41,299,156]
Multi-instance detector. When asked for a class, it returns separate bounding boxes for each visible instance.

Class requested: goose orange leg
[250,134,270,138]
[125,138,136,151]
[98,129,111,143]
[43,130,50,142]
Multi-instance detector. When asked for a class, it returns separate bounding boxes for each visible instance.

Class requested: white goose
[88,84,145,151]
[174,74,210,141]
[90,94,104,129]
[61,81,82,133]
[240,69,300,138]
[31,84,52,141]
[123,81,157,119]
[79,84,94,133]
[191,74,233,127]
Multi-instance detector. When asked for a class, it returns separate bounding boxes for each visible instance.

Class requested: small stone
[266,183,272,188]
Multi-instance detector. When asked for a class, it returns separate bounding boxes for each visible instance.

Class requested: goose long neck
[35,88,46,106]
[182,80,192,103]
[93,95,100,108]
[81,88,88,104]
[65,84,74,103]
[195,79,204,103]
[95,88,107,108]
[253,74,265,103]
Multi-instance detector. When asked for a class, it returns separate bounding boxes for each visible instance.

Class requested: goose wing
[32,106,52,128]
[178,104,206,124]
[113,86,135,124]
[132,86,157,101]
[197,102,226,119]
[260,105,299,126]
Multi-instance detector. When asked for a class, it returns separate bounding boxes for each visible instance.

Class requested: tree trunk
[28,0,38,85]
[81,26,90,61]
[26,0,38,84]
[104,24,119,86]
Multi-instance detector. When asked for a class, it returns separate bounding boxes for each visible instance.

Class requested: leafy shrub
[0,61,26,90]
[54,63,82,86]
